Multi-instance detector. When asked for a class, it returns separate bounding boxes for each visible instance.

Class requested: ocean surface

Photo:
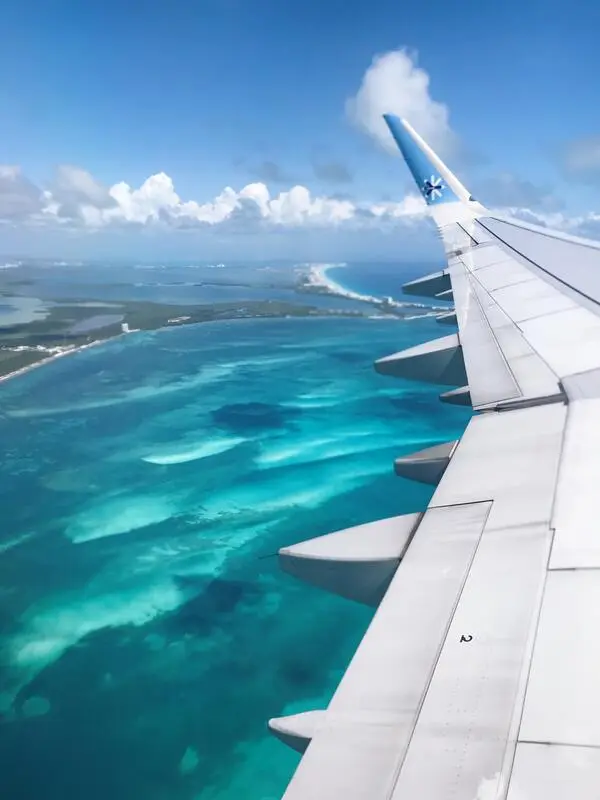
[0,260,445,319]
[0,261,357,311]
[325,261,440,301]
[0,264,468,799]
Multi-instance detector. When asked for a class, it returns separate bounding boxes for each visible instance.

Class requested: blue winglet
[383,114,459,206]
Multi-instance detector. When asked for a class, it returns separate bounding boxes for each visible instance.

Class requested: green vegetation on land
[0,298,366,378]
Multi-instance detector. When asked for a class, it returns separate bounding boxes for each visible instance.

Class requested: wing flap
[281,502,492,800]
[389,521,551,800]
[449,261,522,407]
[550,395,600,568]
[466,279,561,403]
[519,570,600,748]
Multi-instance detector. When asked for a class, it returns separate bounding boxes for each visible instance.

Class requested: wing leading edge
[269,118,600,799]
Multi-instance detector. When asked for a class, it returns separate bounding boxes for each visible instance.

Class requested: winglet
[383,114,475,207]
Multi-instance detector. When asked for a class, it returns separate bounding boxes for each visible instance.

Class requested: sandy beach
[303,262,447,313]
[0,337,118,385]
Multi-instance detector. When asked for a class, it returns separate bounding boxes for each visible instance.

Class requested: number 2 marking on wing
[460,634,473,643]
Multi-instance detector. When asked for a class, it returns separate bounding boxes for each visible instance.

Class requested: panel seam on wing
[476,218,600,311]
[383,500,494,799]
[450,262,524,405]
[467,268,563,396]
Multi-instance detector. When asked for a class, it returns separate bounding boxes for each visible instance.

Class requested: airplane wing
[268,116,600,799]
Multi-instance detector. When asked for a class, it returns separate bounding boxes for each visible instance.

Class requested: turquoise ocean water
[0,310,470,798]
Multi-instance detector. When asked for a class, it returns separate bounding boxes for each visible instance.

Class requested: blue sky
[1,0,600,260]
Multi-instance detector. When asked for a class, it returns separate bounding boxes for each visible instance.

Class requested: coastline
[0,337,118,385]
[0,301,367,385]
[0,264,452,386]
[299,262,448,315]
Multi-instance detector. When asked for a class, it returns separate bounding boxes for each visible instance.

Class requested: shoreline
[0,304,369,385]
[0,337,120,385]
[0,267,451,386]
[300,262,448,315]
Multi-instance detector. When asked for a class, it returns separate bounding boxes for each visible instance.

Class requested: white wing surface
[268,116,600,800]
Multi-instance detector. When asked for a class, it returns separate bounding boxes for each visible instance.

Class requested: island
[295,269,421,316]
[0,297,367,381]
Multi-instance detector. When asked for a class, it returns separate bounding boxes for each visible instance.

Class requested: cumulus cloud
[367,194,427,219]
[45,164,117,223]
[95,175,362,228]
[346,48,454,154]
[0,166,44,220]
[566,215,600,241]
[494,206,600,242]
[0,163,428,233]
[5,161,600,248]
[54,165,114,207]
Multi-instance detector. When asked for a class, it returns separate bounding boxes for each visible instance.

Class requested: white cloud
[54,165,114,208]
[26,168,427,231]
[266,185,355,225]
[0,165,44,220]
[493,207,568,229]
[345,49,454,154]
[492,205,600,242]
[369,194,427,218]
[5,162,600,248]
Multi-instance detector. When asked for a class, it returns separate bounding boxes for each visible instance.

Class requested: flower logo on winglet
[422,176,445,201]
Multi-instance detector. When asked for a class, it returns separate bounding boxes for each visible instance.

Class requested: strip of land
[0,298,367,381]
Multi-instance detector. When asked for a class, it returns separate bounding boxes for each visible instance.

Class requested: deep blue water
[0,289,468,798]
[326,261,444,303]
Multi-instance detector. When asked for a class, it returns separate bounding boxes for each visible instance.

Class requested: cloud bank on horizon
[1,48,598,243]
[37,171,427,231]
